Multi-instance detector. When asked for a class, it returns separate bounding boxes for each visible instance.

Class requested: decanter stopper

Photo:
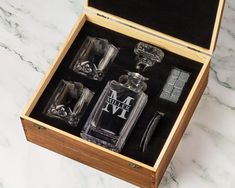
[119,72,148,92]
[134,42,164,71]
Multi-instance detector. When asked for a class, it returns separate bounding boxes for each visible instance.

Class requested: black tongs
[139,111,164,152]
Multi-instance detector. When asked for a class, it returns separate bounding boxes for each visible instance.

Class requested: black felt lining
[30,21,202,166]
[88,0,220,49]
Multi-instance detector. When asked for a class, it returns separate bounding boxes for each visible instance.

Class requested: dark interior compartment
[88,0,220,49]
[30,21,203,166]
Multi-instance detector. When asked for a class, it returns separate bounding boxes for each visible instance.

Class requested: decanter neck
[124,72,148,92]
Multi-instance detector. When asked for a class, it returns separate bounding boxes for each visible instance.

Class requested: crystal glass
[81,72,148,152]
[71,36,119,81]
[134,42,164,71]
[44,80,94,127]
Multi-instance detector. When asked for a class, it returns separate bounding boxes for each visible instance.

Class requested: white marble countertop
[0,0,234,188]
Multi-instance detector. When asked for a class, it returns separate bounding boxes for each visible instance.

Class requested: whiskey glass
[71,36,119,81]
[44,80,94,127]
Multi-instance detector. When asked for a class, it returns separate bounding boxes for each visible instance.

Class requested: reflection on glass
[44,80,94,127]
[134,42,164,71]
[81,72,148,152]
[71,36,119,81]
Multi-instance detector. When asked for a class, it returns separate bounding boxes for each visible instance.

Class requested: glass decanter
[81,72,148,152]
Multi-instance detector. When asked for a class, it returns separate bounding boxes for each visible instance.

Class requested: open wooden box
[20,0,225,187]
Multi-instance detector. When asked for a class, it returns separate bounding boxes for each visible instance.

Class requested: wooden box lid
[85,0,225,55]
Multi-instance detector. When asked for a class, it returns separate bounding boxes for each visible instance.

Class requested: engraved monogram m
[102,89,135,119]
[81,72,148,152]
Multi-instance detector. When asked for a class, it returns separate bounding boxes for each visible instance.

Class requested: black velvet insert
[88,0,220,49]
[30,21,202,166]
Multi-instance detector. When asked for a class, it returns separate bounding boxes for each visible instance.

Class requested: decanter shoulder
[107,79,148,97]
[107,80,124,90]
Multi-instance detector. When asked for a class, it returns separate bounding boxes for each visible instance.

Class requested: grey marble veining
[0,0,234,188]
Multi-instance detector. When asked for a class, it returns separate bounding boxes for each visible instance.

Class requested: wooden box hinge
[32,123,46,130]
[187,46,212,57]
[97,13,109,20]
[128,162,141,169]
[187,46,201,53]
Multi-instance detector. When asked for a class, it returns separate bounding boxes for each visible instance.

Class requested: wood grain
[19,3,225,186]
[21,117,155,188]
[86,13,210,64]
